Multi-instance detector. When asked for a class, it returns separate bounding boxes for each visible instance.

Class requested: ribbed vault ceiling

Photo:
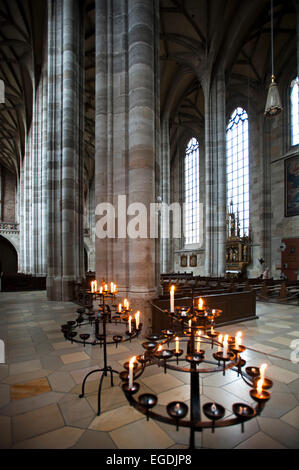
[0,0,297,179]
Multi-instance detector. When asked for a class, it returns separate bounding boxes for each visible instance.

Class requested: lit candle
[218,334,223,353]
[175,337,179,354]
[100,286,103,294]
[104,283,108,292]
[211,324,214,335]
[189,319,192,333]
[198,298,204,310]
[135,311,140,329]
[196,330,201,352]
[91,281,94,293]
[223,334,229,357]
[110,282,114,293]
[124,298,129,310]
[128,356,136,389]
[170,285,175,313]
[118,303,122,313]
[235,331,242,348]
[128,315,132,333]
[260,363,267,382]
[256,378,263,397]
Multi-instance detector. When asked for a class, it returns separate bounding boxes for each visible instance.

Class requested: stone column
[203,71,226,276]
[160,117,171,273]
[95,0,160,333]
[47,0,84,300]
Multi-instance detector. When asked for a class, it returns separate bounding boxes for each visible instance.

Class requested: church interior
[0,0,298,451]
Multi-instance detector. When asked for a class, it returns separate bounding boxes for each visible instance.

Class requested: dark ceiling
[0,0,297,178]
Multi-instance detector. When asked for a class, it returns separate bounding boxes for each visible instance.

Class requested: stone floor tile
[71,429,117,449]
[235,431,286,449]
[58,393,95,427]
[0,383,10,408]
[12,403,64,443]
[140,372,184,393]
[10,377,51,400]
[47,371,75,392]
[12,426,84,449]
[0,414,12,448]
[89,404,144,431]
[110,418,174,449]
[9,359,42,376]
[280,405,299,430]
[60,351,91,365]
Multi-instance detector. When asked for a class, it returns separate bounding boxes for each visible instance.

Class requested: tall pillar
[47,0,84,300]
[160,117,171,273]
[95,0,160,333]
[203,71,226,276]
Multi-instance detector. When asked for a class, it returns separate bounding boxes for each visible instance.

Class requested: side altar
[225,201,251,278]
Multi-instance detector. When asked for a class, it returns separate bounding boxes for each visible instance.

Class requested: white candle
[223,334,229,357]
[260,363,267,382]
[198,298,204,310]
[175,337,179,353]
[235,331,242,348]
[100,286,103,294]
[218,334,223,353]
[128,315,132,333]
[196,330,201,352]
[91,281,94,293]
[104,284,108,292]
[135,311,140,329]
[118,303,122,313]
[110,282,114,293]
[189,319,192,333]
[128,356,136,389]
[211,324,214,335]
[170,285,175,313]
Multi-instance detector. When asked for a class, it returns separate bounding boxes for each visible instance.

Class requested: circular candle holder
[122,382,140,394]
[253,377,273,390]
[142,341,157,352]
[138,393,158,420]
[146,334,161,342]
[167,401,188,430]
[213,350,235,362]
[120,292,273,449]
[203,402,225,421]
[79,333,90,346]
[112,335,123,346]
[136,354,147,365]
[172,349,184,364]
[250,388,271,404]
[231,344,246,355]
[245,366,260,379]
[186,352,205,364]
[232,403,255,421]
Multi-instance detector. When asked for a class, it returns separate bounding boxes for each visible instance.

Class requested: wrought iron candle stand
[61,289,142,416]
[120,293,273,449]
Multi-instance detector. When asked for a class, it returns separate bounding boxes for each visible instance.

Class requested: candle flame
[223,334,229,345]
[256,378,263,395]
[157,344,163,352]
[170,285,175,293]
[198,298,204,309]
[197,330,202,337]
[260,363,267,380]
[218,334,223,343]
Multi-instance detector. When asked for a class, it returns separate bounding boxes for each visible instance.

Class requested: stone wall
[1,165,16,223]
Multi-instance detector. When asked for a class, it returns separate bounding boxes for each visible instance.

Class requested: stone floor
[0,291,298,449]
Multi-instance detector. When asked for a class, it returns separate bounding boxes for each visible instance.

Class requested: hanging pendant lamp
[264,0,283,117]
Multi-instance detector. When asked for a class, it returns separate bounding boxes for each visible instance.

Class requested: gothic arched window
[226,107,249,237]
[290,78,299,146]
[184,137,200,245]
